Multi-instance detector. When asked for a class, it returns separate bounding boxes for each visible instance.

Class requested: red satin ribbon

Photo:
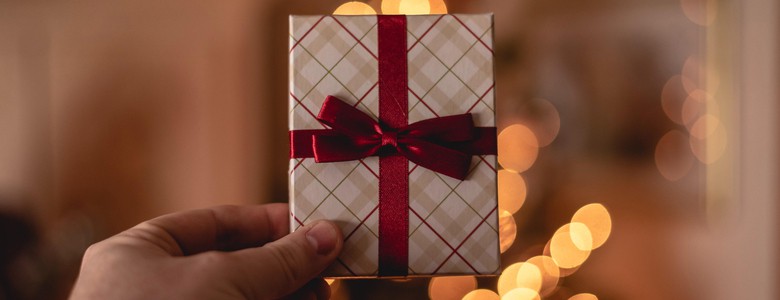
[288,15,496,276]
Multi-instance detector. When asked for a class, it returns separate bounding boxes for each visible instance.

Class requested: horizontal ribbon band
[289,96,497,180]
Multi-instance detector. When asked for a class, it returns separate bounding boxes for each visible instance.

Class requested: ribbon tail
[312,134,379,163]
[399,140,472,180]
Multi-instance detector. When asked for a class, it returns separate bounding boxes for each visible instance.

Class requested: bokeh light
[514,262,542,293]
[568,222,594,251]
[571,204,612,250]
[463,289,501,300]
[498,124,539,173]
[428,276,477,300]
[550,224,591,269]
[498,170,527,214]
[661,75,687,124]
[680,0,718,26]
[497,263,523,296]
[380,0,401,14]
[569,293,599,300]
[690,121,727,164]
[526,256,560,297]
[518,98,561,147]
[681,89,719,128]
[502,287,541,300]
[655,130,696,181]
[681,56,704,93]
[499,209,518,253]
[689,114,720,139]
[333,1,377,15]
[398,0,430,14]
[428,0,448,14]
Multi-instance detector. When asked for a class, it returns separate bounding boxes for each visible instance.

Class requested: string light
[498,124,539,173]
[502,287,541,300]
[333,1,377,15]
[549,224,592,269]
[569,293,598,300]
[428,276,477,300]
[398,0,431,14]
[498,170,527,214]
[655,130,696,181]
[463,289,501,300]
[525,256,560,297]
[499,209,518,253]
[570,204,612,250]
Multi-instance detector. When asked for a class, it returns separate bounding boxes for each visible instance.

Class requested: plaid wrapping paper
[289,14,499,277]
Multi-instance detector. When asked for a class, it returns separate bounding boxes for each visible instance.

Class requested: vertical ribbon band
[377,15,408,277]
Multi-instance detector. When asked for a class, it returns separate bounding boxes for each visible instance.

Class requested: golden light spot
[681,56,703,93]
[325,278,335,285]
[568,222,593,251]
[497,263,522,296]
[333,1,377,15]
[543,238,580,277]
[514,263,542,292]
[518,98,561,147]
[681,89,719,128]
[428,0,448,14]
[571,204,612,250]
[499,209,518,253]
[526,256,560,297]
[498,124,539,173]
[429,276,477,300]
[550,224,591,269]
[661,75,687,124]
[680,0,717,26]
[501,287,541,300]
[690,122,727,164]
[655,130,696,181]
[463,289,501,300]
[398,0,430,14]
[380,0,401,14]
[689,114,720,139]
[498,170,526,214]
[569,293,598,300]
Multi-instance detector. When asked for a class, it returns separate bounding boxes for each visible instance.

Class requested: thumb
[221,220,343,299]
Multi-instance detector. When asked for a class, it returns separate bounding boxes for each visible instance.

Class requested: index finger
[125,203,290,256]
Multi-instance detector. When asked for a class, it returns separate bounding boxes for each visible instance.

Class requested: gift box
[288,14,499,277]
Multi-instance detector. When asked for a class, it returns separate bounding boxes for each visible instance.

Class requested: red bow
[299,96,492,180]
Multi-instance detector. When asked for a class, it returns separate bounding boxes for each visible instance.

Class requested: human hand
[70,204,343,300]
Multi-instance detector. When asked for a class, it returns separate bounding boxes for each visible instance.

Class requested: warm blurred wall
[0,0,279,235]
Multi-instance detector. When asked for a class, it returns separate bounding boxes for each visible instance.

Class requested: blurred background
[0,0,777,299]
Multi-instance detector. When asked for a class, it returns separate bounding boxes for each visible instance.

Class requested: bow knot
[311,96,482,180]
[380,130,398,148]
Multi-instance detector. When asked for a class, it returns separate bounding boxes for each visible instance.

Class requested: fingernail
[306,221,338,255]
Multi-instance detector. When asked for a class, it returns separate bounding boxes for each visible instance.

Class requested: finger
[211,220,343,299]
[124,203,290,256]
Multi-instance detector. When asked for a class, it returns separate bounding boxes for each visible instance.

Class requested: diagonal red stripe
[290,93,327,129]
[431,206,497,274]
[336,258,357,276]
[408,88,439,117]
[478,156,497,172]
[451,15,494,54]
[466,84,495,113]
[353,81,379,108]
[359,159,379,178]
[407,15,445,52]
[290,158,305,175]
[290,16,326,53]
[331,16,379,60]
[344,205,380,241]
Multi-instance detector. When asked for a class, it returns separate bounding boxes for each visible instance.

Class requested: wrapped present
[288,14,499,277]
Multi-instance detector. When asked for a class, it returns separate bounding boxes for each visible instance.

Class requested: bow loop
[311,96,476,180]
